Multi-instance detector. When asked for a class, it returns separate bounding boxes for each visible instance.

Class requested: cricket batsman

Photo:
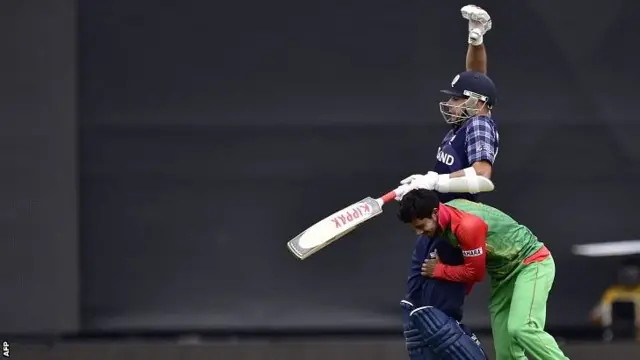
[399,189,570,360]
[398,4,499,204]
[398,5,496,360]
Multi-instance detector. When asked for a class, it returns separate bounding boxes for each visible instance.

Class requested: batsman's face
[439,96,469,124]
[446,97,467,114]
[410,212,439,237]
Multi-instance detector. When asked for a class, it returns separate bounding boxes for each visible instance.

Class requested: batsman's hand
[421,254,440,277]
[400,172,439,191]
[461,5,492,46]
[393,183,414,202]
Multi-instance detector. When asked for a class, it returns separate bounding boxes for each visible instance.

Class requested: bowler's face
[410,215,438,238]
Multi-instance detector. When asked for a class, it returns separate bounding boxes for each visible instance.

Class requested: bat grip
[380,191,396,204]
[379,184,411,205]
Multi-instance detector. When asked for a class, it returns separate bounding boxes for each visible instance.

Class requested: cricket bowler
[398,5,496,360]
[399,189,570,360]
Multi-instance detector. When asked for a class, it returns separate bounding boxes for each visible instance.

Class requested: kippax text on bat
[331,203,372,228]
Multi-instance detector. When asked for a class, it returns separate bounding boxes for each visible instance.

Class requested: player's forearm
[433,262,485,283]
[435,217,488,283]
[435,164,494,193]
[466,44,487,74]
[450,161,492,179]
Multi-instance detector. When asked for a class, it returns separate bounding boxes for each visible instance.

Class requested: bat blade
[287,197,383,260]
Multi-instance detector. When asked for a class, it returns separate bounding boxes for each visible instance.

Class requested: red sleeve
[433,215,487,283]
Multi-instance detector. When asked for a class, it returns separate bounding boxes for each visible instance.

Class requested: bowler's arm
[432,216,487,283]
[466,43,487,74]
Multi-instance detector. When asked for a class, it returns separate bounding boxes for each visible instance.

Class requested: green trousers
[489,256,569,360]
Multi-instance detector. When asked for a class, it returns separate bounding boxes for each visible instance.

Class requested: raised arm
[461,5,491,74]
[432,5,495,191]
[466,43,487,74]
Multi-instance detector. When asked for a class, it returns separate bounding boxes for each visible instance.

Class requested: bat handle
[378,184,411,205]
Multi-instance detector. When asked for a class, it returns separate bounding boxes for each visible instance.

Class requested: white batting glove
[461,5,492,46]
[400,174,423,186]
[400,172,439,191]
[393,183,414,202]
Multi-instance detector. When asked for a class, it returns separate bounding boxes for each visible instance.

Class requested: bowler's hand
[421,255,440,277]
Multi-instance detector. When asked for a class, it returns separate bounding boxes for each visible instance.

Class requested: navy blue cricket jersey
[433,115,498,203]
[404,115,499,320]
[405,236,466,320]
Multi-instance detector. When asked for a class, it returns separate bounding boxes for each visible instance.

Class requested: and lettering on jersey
[436,147,455,166]
[432,116,499,203]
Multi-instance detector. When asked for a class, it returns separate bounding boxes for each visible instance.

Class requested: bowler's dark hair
[397,189,440,223]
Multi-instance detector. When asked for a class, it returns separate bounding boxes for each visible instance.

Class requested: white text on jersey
[462,248,483,257]
[436,147,455,166]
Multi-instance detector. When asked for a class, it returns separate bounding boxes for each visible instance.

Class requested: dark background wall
[1,0,640,354]
[0,0,78,334]
[78,0,640,332]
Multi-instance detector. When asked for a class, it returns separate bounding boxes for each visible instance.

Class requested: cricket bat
[286,186,406,260]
